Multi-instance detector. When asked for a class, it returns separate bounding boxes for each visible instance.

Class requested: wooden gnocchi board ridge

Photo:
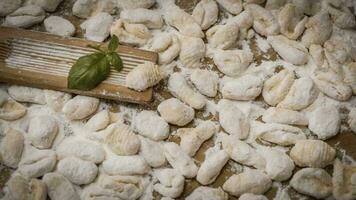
[0,27,158,105]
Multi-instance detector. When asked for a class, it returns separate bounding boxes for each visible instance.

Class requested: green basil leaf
[108,35,119,52]
[87,44,104,53]
[107,52,123,72]
[68,52,110,90]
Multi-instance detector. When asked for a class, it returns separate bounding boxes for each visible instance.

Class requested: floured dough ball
[57,157,98,185]
[245,4,280,36]
[190,69,219,97]
[102,155,150,175]
[85,109,110,131]
[5,174,47,200]
[120,8,163,29]
[230,10,254,38]
[342,62,356,95]
[179,36,206,69]
[72,0,116,19]
[27,115,58,149]
[81,12,113,42]
[25,0,63,12]
[278,3,308,40]
[139,137,166,167]
[163,142,198,178]
[43,172,80,200]
[8,85,46,105]
[117,0,155,9]
[110,19,151,46]
[126,62,162,91]
[0,0,22,16]
[44,16,75,37]
[222,169,272,197]
[0,90,27,121]
[333,159,356,200]
[197,149,229,185]
[239,193,268,200]
[218,100,249,139]
[4,5,45,28]
[62,95,99,120]
[216,0,242,15]
[290,168,332,199]
[262,107,308,126]
[265,0,287,10]
[0,128,24,168]
[324,39,351,74]
[324,0,356,29]
[348,108,356,133]
[308,106,340,140]
[150,33,180,65]
[192,0,219,30]
[157,98,195,126]
[133,111,169,141]
[206,19,239,50]
[221,74,264,101]
[290,139,336,168]
[105,123,140,156]
[44,90,71,112]
[213,49,253,77]
[186,186,228,200]
[153,168,185,198]
[262,69,295,106]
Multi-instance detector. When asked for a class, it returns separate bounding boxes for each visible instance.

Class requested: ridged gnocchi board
[0,27,158,105]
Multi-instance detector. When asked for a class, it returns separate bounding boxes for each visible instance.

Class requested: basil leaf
[107,52,123,72]
[68,52,110,90]
[108,35,119,52]
[87,44,104,53]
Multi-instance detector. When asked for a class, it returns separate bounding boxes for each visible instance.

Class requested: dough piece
[0,90,27,121]
[278,3,308,40]
[245,4,280,36]
[239,194,268,200]
[72,0,116,19]
[309,44,326,67]
[262,107,308,126]
[179,36,206,69]
[105,123,141,156]
[290,168,332,199]
[81,12,113,42]
[262,69,295,106]
[265,0,287,10]
[153,168,185,198]
[44,16,75,37]
[27,115,58,149]
[5,174,47,200]
[62,95,99,120]
[267,35,308,65]
[110,19,151,46]
[222,170,272,197]
[56,138,105,164]
[230,10,254,39]
[139,137,166,167]
[324,39,351,74]
[85,110,110,131]
[312,69,352,101]
[117,0,155,9]
[102,155,150,175]
[277,76,318,110]
[159,0,204,38]
[25,0,63,12]
[308,106,340,140]
[57,157,98,185]
[333,159,356,200]
[150,33,180,65]
[44,90,71,112]
[290,139,336,168]
[348,108,356,133]
[218,100,249,139]
[255,123,306,146]
[133,111,169,141]
[216,0,242,15]
[213,49,253,77]
[222,134,266,169]
[120,8,163,29]
[190,69,219,97]
[206,20,239,50]
[301,11,333,48]
[0,128,24,168]
[125,62,162,91]
[192,0,219,30]
[0,0,22,16]
[221,74,264,101]
[324,0,356,29]
[8,85,46,105]
[157,98,195,126]
[186,186,228,200]
[168,72,206,110]
[43,172,80,200]
[4,5,45,28]
[197,149,229,185]
[163,142,198,178]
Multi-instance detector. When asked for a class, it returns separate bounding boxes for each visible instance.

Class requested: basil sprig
[68,35,123,90]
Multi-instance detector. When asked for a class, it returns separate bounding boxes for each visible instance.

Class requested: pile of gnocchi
[1,0,356,199]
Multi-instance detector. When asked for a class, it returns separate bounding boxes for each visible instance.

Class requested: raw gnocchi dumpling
[267,35,308,65]
[348,108,356,133]
[239,193,268,200]
[4,174,47,200]
[290,139,336,168]
[168,73,206,110]
[139,137,166,167]
[72,0,116,19]
[8,85,46,104]
[157,98,195,126]
[0,90,26,121]
[85,109,111,131]
[186,186,228,200]
[308,106,340,140]
[216,0,242,15]
[102,155,150,175]
[44,90,71,112]
[153,168,185,198]
[80,12,114,42]
[57,157,98,185]
[110,19,151,46]
[179,36,206,69]
[324,39,351,74]
[150,33,180,65]
[290,168,332,199]
[309,44,326,67]
[218,100,249,139]
[192,0,219,30]
[245,4,280,36]
[163,142,198,178]
[133,111,169,141]
[206,20,239,50]
[333,159,356,200]
[262,107,308,126]
[221,74,264,101]
[262,69,295,106]
[177,121,217,156]
[117,0,155,9]
[324,0,356,29]
[120,8,163,29]
[197,149,229,185]
[278,3,308,40]
[0,128,24,168]
[62,95,99,120]
[43,172,80,200]
[213,49,253,77]
[190,69,219,97]
[105,123,141,156]
[222,169,272,197]
[277,76,319,110]
[27,115,58,149]
[126,62,162,91]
